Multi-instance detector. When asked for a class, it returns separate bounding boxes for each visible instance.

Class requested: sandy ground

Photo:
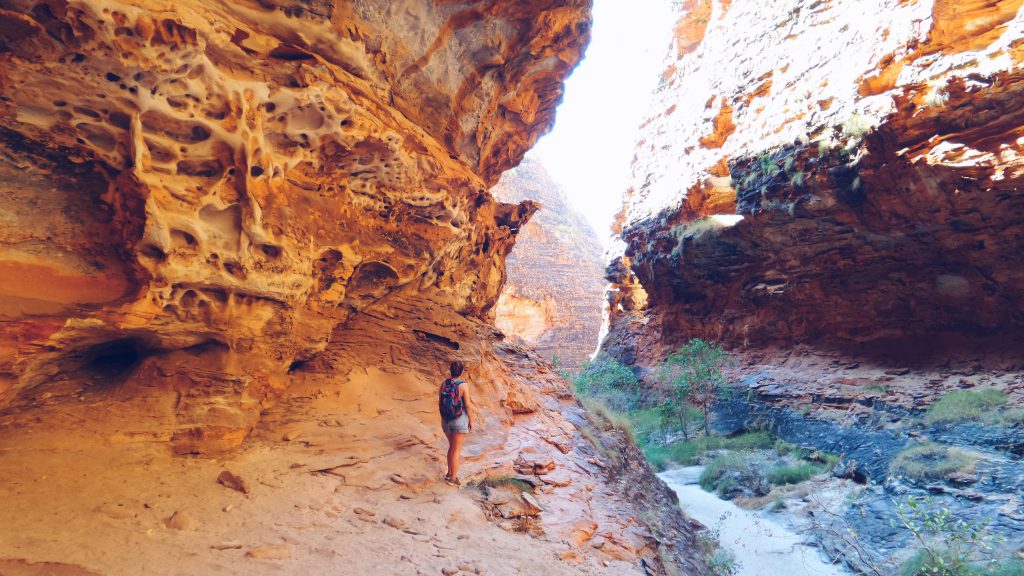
[659,467,849,576]
[0,364,638,576]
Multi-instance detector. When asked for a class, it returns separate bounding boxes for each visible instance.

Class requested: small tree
[659,339,729,437]
[657,361,692,441]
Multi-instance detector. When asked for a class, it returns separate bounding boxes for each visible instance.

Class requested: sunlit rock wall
[492,158,606,367]
[0,0,590,452]
[604,0,1024,365]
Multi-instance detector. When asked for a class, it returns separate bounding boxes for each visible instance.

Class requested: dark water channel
[710,376,1024,574]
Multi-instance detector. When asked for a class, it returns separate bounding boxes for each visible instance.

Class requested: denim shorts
[442,413,470,435]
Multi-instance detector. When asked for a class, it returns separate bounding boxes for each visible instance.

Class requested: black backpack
[439,378,465,420]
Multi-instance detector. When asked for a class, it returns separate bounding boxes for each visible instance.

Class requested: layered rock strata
[493,157,606,368]
[604,0,1024,367]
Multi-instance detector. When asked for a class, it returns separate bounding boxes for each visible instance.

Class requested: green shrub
[768,462,819,485]
[476,475,534,494]
[700,453,769,497]
[896,497,1020,576]
[642,432,773,470]
[757,152,781,177]
[819,451,841,469]
[890,443,980,482]
[698,530,739,576]
[574,359,639,412]
[626,405,703,446]
[723,431,774,450]
[924,388,1009,425]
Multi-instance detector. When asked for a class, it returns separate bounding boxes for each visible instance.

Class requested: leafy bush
[897,497,1014,576]
[627,404,703,447]
[768,462,819,486]
[924,388,1010,425]
[573,359,639,412]
[890,443,980,482]
[757,152,781,177]
[699,530,740,576]
[699,453,769,498]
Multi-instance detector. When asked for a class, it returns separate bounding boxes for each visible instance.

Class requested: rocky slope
[599,3,1024,569]
[0,1,706,574]
[492,157,606,368]
[603,0,1024,369]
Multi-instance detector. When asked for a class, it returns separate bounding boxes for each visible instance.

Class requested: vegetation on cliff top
[923,388,1024,426]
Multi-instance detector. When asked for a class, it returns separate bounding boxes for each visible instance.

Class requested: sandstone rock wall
[0,0,587,451]
[604,0,1024,366]
[492,158,606,368]
[0,288,707,575]
[0,2,713,574]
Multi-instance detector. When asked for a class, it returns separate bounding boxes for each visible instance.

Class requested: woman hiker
[438,359,474,486]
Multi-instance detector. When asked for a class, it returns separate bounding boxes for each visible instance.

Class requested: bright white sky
[531,0,677,245]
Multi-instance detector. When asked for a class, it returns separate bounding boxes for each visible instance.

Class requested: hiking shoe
[444,476,461,487]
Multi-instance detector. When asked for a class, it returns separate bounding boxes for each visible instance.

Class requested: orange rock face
[0,2,710,574]
[603,0,1024,365]
[0,0,587,450]
[493,158,606,367]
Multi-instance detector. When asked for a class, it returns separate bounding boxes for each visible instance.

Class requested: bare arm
[462,382,475,430]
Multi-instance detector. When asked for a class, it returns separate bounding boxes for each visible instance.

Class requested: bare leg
[443,430,453,478]
[448,432,466,481]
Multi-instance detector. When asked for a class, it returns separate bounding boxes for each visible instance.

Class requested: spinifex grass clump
[475,475,535,494]
[642,432,774,471]
[767,462,820,485]
[923,388,1023,426]
[890,443,981,482]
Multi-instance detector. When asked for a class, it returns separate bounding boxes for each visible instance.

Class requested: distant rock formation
[603,0,1024,366]
[492,158,607,368]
